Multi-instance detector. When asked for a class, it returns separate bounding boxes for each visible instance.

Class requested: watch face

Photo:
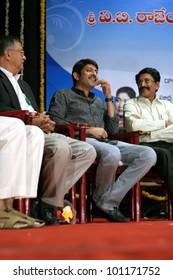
[105,97,113,102]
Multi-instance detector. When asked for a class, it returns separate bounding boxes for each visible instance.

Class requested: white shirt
[0,67,35,112]
[124,96,173,143]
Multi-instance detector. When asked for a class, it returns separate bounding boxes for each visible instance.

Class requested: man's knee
[104,148,121,166]
[144,146,157,165]
[44,138,71,160]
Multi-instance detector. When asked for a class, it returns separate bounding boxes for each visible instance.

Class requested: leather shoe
[39,201,60,225]
[30,198,40,219]
[92,202,129,222]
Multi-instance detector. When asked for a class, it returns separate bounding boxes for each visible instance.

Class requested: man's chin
[140,89,149,95]
[140,92,150,99]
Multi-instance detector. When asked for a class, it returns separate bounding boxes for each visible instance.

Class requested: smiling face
[137,73,160,101]
[73,64,98,92]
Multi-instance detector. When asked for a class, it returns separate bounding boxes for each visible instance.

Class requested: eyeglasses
[8,49,25,56]
[137,79,155,86]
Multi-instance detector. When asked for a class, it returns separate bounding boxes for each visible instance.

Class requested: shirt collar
[0,67,21,81]
[138,95,161,103]
[71,86,95,99]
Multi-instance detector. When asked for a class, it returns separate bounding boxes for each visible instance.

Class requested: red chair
[55,123,141,223]
[136,169,173,221]
[57,124,173,223]
[55,123,90,223]
[109,131,173,221]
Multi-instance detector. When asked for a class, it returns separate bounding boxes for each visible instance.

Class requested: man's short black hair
[135,67,161,84]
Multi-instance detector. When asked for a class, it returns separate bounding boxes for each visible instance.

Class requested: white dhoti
[0,117,44,199]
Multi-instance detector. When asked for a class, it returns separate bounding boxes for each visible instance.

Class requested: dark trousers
[140,141,173,205]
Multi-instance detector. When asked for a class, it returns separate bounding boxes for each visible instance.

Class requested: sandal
[0,210,42,229]
[11,209,45,228]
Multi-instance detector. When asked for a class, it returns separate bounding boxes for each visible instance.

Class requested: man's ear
[156,81,160,91]
[4,49,11,60]
[73,72,80,81]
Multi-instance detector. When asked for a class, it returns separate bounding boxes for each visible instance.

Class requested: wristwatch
[105,97,113,102]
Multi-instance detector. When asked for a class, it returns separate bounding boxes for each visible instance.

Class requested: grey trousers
[86,138,157,211]
[40,133,96,207]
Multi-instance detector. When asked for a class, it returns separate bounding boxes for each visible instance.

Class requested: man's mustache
[139,86,149,92]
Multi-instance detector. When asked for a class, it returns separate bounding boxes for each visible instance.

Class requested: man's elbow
[124,121,136,132]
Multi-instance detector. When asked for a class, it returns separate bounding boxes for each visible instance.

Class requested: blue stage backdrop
[46,0,173,110]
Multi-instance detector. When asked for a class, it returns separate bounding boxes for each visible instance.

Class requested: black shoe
[30,198,40,219]
[39,201,60,225]
[143,204,167,220]
[92,202,129,222]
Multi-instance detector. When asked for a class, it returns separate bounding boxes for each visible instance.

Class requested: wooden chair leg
[15,198,25,214]
[79,174,86,224]
[130,187,135,221]
[134,181,141,222]
[86,182,94,222]
[69,176,87,224]
[167,193,173,220]
[25,199,31,216]
[69,185,76,210]
[15,198,31,216]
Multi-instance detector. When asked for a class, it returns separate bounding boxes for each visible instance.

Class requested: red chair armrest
[109,131,141,144]
[0,110,29,117]
[0,110,31,124]
[55,123,90,140]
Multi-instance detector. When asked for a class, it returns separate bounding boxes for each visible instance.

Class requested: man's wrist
[105,96,113,102]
